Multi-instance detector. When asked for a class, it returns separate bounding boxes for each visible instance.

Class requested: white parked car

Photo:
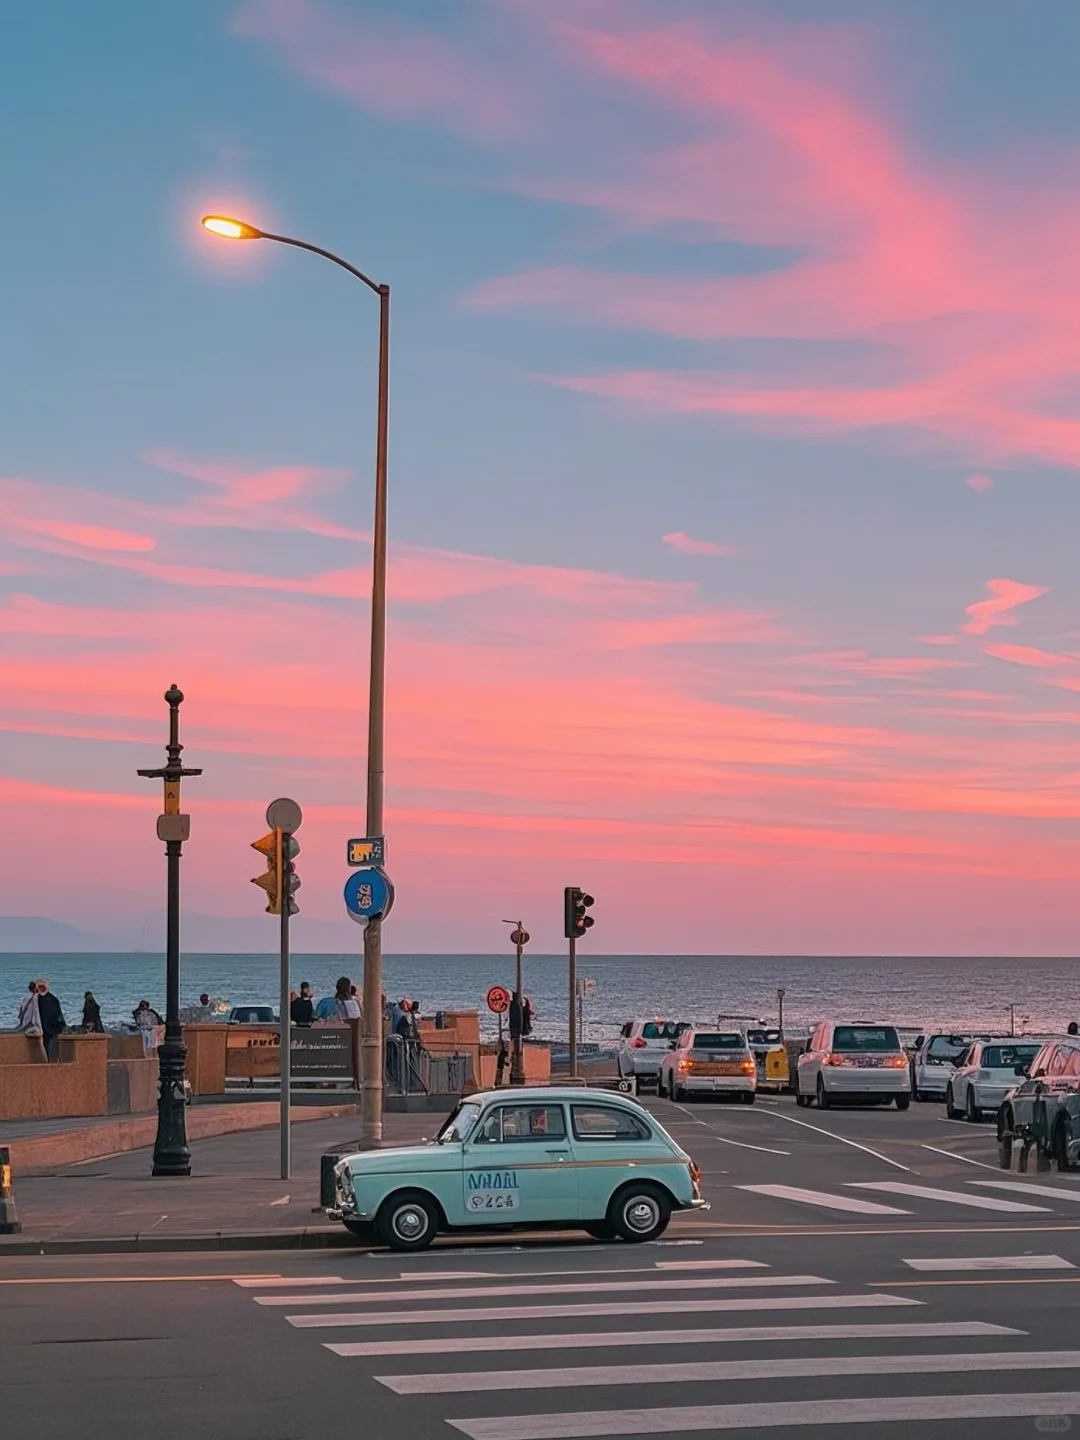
[911,1032,989,1102]
[945,1037,1050,1122]
[796,1021,911,1110]
[617,1018,691,1089]
[658,1028,757,1103]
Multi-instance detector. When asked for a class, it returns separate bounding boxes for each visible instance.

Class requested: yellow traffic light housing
[251,829,283,914]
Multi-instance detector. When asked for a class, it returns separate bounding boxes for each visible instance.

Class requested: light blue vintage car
[328,1085,707,1250]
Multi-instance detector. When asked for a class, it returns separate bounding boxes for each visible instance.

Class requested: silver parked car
[998,1037,1080,1169]
[617,1018,691,1089]
[912,1032,990,1102]
[945,1037,1048,1122]
[796,1021,911,1109]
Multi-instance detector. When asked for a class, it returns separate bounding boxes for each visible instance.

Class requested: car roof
[468,1086,646,1109]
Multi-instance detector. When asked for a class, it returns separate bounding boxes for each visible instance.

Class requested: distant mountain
[0,917,124,953]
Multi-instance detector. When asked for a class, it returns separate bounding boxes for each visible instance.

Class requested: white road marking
[763,1110,912,1171]
[975,1180,1080,1202]
[447,1392,1080,1438]
[654,1259,767,1270]
[850,1181,1051,1213]
[919,1144,1001,1170]
[326,1318,1017,1359]
[673,1107,789,1155]
[738,1184,909,1215]
[268,1195,290,1207]
[289,1290,918,1329]
[903,1255,1075,1271]
[234,1271,496,1288]
[257,1274,829,1308]
[382,1348,1080,1395]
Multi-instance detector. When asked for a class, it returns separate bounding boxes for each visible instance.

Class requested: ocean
[2,952,1078,1043]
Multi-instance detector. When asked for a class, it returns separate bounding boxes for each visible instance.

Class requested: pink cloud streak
[663,530,733,557]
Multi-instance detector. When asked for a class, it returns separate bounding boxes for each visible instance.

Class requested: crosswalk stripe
[974,1180,1080,1202]
[378,1345,1077,1395]
[325,1318,1018,1359]
[653,1259,767,1270]
[903,1254,1074,1271]
[288,1291,918,1329]
[848,1182,1051,1213]
[232,1276,349,1287]
[256,1274,831,1308]
[737,1184,909,1214]
[446,1392,1080,1437]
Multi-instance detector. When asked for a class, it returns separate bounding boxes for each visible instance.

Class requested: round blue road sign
[343,867,394,924]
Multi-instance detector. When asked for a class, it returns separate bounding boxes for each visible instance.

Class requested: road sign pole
[279,838,290,1182]
[511,932,524,1086]
[568,935,578,1081]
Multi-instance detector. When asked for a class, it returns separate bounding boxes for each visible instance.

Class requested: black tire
[375,1190,439,1252]
[608,1183,671,1243]
[742,1092,756,1105]
[342,1218,373,1240]
[584,1219,617,1241]
[945,1086,960,1120]
[673,1085,685,1103]
[795,1090,808,1107]
[1056,1115,1078,1172]
[998,1115,1014,1169]
[965,1088,980,1124]
[816,1077,831,1110]
[895,1095,910,1111]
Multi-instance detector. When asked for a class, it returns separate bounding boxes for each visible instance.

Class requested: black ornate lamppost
[137,685,202,1176]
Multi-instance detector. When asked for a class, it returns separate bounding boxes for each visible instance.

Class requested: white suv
[796,1021,911,1110]
[659,1028,757,1103]
[617,1018,691,1089]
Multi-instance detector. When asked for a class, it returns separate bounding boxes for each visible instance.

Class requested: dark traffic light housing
[564,886,595,940]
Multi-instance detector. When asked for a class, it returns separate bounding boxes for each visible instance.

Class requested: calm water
[2,953,1078,1043]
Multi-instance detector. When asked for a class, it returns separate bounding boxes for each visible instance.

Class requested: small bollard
[0,1146,21,1234]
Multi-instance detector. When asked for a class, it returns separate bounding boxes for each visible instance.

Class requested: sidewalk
[0,1110,435,1255]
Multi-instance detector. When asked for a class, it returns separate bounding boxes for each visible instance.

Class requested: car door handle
[546,1149,569,1158]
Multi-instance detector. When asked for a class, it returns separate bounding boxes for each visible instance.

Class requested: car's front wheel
[945,1085,960,1119]
[375,1190,439,1252]
[965,1088,980,1124]
[998,1112,1014,1169]
[608,1183,671,1243]
[816,1077,831,1109]
[1056,1115,1078,1172]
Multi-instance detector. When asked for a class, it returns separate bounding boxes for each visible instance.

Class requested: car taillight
[630,1037,648,1048]
[688,1160,701,1195]
[885,1055,910,1069]
[678,1058,691,1072]
[825,1052,854,1066]
[739,1059,756,1075]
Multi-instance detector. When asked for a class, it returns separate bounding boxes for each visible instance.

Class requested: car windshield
[746,1029,781,1045]
[435,1102,481,1143]
[926,1036,971,1062]
[832,1026,902,1053]
[983,1044,1041,1070]
[693,1033,746,1051]
[642,1022,689,1042]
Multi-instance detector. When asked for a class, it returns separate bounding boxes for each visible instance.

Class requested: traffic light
[564,886,595,940]
[251,830,281,914]
[282,834,301,916]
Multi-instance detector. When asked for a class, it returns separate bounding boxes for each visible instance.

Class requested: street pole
[505,921,529,1086]
[279,846,290,1181]
[777,987,786,1037]
[137,685,201,1178]
[199,216,390,1151]
[568,936,578,1080]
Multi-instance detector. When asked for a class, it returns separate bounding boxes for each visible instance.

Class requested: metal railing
[384,1037,470,1096]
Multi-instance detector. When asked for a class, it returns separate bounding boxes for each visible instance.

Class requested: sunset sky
[5,0,1080,953]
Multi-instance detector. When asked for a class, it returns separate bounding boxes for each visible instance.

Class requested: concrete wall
[184,1024,227,1095]
[474,1042,551,1090]
[106,1055,159,1115]
[0,1033,108,1121]
[0,1032,47,1065]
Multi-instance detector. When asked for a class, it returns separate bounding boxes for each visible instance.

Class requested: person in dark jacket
[37,981,66,1061]
[290,983,314,1026]
[82,991,103,1033]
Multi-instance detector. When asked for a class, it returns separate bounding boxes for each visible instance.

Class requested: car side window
[475,1104,566,1143]
[572,1105,651,1141]
[1065,1052,1080,1078]
[1047,1048,1069,1077]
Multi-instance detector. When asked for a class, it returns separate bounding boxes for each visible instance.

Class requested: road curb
[0,1226,361,1256]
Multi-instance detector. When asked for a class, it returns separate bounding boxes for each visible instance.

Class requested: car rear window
[926,1036,971,1062]
[983,1044,1041,1069]
[746,1029,781,1046]
[832,1026,901,1052]
[571,1105,652,1141]
[642,1022,689,1041]
[692,1033,746,1051]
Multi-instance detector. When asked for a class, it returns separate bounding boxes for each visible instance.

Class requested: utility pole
[137,685,201,1178]
[777,987,787,1038]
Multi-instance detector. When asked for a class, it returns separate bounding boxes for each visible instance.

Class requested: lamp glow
[201,215,262,241]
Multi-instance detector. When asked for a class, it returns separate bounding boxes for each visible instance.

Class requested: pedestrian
[133,999,163,1030]
[1069,1022,1079,1036]
[290,982,314,1027]
[17,980,41,1034]
[334,976,360,1021]
[82,991,103,1033]
[36,981,67,1061]
[522,995,534,1037]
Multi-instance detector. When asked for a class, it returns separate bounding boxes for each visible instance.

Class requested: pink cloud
[982,642,1074,669]
[230,0,528,139]
[962,579,1048,636]
[662,530,733,557]
[966,474,995,493]
[20,520,156,553]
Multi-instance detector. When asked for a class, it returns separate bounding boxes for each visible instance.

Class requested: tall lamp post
[201,215,390,1149]
[137,685,202,1176]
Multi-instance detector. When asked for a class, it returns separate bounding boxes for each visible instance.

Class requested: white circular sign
[267,797,303,833]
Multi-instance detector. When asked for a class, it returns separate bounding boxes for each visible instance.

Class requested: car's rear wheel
[608,1183,671,1243]
[1056,1115,1078,1172]
[375,1190,439,1252]
[945,1085,960,1119]
[816,1077,831,1110]
[584,1219,617,1241]
[895,1095,910,1111]
[741,1092,756,1105]
[965,1088,980,1124]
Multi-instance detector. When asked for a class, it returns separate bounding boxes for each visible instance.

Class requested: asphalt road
[5,1092,1080,1439]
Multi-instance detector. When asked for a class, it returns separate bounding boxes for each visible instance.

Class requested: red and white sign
[487,985,511,1015]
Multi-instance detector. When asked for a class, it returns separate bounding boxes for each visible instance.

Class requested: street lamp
[202,213,390,1149]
